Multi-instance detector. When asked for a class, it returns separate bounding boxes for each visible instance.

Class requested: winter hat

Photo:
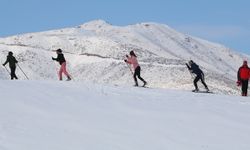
[56,49,62,53]
[8,51,13,55]
[188,60,194,65]
[243,60,248,65]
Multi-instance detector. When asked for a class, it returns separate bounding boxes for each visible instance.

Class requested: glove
[52,57,55,60]
[124,59,127,62]
[237,81,241,86]
[2,64,4,66]
[126,55,129,58]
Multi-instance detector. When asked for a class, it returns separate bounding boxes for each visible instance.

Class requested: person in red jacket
[237,60,250,96]
[124,50,147,87]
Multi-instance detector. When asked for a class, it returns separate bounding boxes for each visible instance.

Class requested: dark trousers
[134,66,146,85]
[241,80,249,96]
[10,67,18,80]
[194,73,208,90]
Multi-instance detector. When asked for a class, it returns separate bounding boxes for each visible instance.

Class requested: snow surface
[0,20,249,95]
[0,80,249,150]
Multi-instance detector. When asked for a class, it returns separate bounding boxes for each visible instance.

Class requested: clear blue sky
[0,0,249,54]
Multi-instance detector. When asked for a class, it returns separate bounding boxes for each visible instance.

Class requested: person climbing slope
[186,60,209,92]
[52,49,71,81]
[237,60,250,96]
[3,51,18,80]
[124,50,147,87]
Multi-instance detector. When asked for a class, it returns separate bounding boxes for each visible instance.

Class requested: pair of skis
[192,90,213,94]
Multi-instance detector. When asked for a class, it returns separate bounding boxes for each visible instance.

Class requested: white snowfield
[0,20,249,95]
[0,80,249,150]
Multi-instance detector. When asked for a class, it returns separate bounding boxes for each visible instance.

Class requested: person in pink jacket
[124,51,147,87]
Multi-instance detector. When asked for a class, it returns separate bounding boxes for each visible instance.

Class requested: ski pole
[124,55,133,75]
[3,65,10,74]
[17,64,29,80]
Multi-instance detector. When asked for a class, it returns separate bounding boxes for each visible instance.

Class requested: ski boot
[134,81,138,87]
[192,88,199,92]
[205,87,209,92]
[66,76,71,81]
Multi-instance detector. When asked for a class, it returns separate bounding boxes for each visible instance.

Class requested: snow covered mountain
[0,20,249,95]
[0,80,250,150]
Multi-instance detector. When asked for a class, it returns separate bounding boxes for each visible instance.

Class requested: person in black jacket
[3,51,18,80]
[52,49,71,81]
[186,60,209,92]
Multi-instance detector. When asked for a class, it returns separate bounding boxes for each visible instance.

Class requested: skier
[186,60,209,92]
[124,50,147,87]
[237,60,250,96]
[52,49,71,81]
[2,51,18,80]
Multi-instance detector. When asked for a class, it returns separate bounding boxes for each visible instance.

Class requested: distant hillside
[0,20,249,94]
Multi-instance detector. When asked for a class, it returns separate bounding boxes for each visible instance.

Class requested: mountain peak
[78,19,112,29]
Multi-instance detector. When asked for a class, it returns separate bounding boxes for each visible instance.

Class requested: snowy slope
[0,20,249,94]
[0,80,250,150]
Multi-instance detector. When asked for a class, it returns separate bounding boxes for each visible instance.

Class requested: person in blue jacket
[186,60,209,92]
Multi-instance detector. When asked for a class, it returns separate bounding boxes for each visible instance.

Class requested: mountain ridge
[0,20,249,95]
